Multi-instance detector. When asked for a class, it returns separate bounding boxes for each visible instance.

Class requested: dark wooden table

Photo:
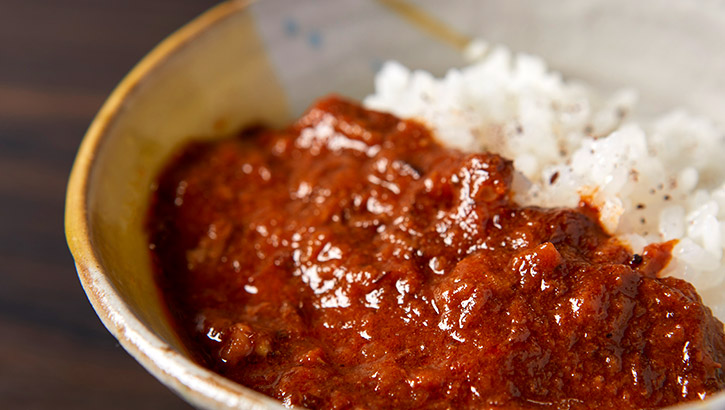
[0,1,221,408]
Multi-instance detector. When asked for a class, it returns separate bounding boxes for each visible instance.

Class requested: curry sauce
[148,97,725,409]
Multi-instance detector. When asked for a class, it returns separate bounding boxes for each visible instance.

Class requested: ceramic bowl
[65,0,725,408]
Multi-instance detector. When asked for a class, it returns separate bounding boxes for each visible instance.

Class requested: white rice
[364,41,725,320]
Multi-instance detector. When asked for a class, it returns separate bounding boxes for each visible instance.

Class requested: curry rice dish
[148,96,725,409]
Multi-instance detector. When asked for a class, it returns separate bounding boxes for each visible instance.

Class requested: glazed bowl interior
[66,0,725,408]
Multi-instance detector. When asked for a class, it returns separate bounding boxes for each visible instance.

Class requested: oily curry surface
[148,97,725,409]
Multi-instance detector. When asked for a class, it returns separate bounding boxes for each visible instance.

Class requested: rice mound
[364,41,725,320]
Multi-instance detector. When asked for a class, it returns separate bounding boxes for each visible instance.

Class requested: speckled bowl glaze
[66,0,725,408]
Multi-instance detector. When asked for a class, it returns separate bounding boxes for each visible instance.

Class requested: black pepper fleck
[550,172,560,185]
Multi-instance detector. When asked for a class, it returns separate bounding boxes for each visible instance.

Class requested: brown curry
[148,96,725,409]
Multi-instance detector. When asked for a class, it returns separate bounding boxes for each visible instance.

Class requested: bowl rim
[64,1,285,408]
